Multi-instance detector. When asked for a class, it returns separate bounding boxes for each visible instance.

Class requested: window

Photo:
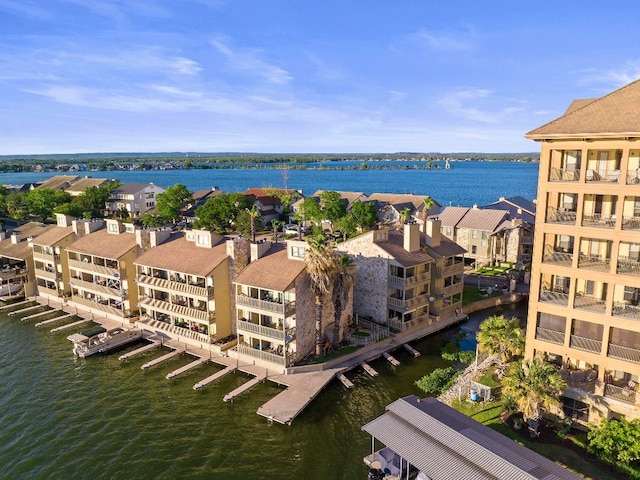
[481,232,487,240]
[290,246,305,259]
[472,230,478,239]
[108,223,118,232]
[585,280,595,295]
[197,235,208,246]
[471,245,477,254]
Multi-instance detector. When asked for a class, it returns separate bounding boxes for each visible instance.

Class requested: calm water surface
[0,161,539,207]
[0,302,527,479]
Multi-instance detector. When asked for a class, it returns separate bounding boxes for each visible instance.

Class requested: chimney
[404,222,420,252]
[10,233,22,244]
[425,219,441,247]
[251,240,272,261]
[226,238,251,275]
[55,213,74,227]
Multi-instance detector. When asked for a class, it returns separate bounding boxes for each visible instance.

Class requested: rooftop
[0,222,57,260]
[67,228,138,259]
[376,230,433,267]
[234,244,306,292]
[30,225,74,247]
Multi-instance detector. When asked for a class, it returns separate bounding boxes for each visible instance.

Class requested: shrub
[588,418,640,466]
[416,367,459,395]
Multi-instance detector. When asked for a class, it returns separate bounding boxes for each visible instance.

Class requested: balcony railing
[388,271,430,288]
[577,254,610,272]
[68,258,120,278]
[622,216,640,230]
[546,207,576,225]
[34,267,57,280]
[235,294,296,317]
[612,303,640,321]
[542,246,573,266]
[574,295,606,314]
[617,257,640,276]
[70,278,123,300]
[581,213,616,228]
[627,170,640,185]
[549,167,580,182]
[388,292,431,310]
[0,267,28,281]
[535,327,565,345]
[539,289,569,307]
[608,343,640,364]
[136,274,212,298]
[71,295,123,317]
[604,383,638,404]
[137,316,212,343]
[586,169,620,182]
[438,262,464,277]
[139,296,213,323]
[37,285,60,297]
[569,334,602,353]
[237,318,295,341]
[237,343,289,367]
[32,250,57,262]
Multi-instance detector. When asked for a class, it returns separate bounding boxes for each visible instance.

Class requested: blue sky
[1,1,639,155]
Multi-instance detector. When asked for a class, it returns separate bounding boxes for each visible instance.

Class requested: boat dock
[223,369,267,402]
[166,358,207,379]
[21,309,55,321]
[141,348,184,369]
[337,373,354,388]
[35,313,75,327]
[51,319,90,333]
[403,343,421,357]
[361,362,378,377]
[119,342,160,360]
[193,366,237,390]
[7,304,42,316]
[0,299,32,311]
[383,352,401,366]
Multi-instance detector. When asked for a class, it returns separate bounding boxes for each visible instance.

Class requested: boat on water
[67,327,142,358]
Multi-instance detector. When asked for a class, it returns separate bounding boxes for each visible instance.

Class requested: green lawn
[462,286,503,305]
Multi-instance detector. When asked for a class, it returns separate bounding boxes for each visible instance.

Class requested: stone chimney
[404,222,420,253]
[425,219,441,247]
[226,237,251,275]
[251,239,272,262]
[72,219,106,238]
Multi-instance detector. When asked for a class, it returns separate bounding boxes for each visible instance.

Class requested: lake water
[0,302,528,479]
[0,161,539,207]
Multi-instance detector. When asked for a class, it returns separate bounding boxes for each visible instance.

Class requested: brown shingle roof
[234,244,306,292]
[526,79,640,138]
[424,235,467,258]
[0,222,57,260]
[64,177,109,194]
[112,183,156,195]
[135,233,228,277]
[36,175,79,190]
[456,208,508,233]
[67,229,138,259]
[368,193,437,210]
[30,226,74,247]
[436,206,470,228]
[377,231,433,268]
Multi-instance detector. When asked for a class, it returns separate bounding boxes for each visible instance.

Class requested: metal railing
[546,207,576,225]
[574,296,606,313]
[577,254,610,272]
[617,257,640,276]
[612,303,640,321]
[235,294,296,317]
[569,334,602,353]
[604,383,638,404]
[549,167,580,182]
[542,245,573,266]
[622,216,640,230]
[237,343,289,367]
[608,343,640,364]
[539,289,569,306]
[535,327,565,345]
[581,213,616,228]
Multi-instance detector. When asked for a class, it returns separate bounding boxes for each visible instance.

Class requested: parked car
[284,224,300,235]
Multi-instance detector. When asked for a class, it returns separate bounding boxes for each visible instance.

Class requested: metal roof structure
[362,396,581,480]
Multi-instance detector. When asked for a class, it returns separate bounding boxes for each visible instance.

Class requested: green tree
[350,200,377,230]
[156,184,192,224]
[296,197,322,230]
[139,211,167,227]
[588,417,640,466]
[337,214,357,240]
[416,367,458,395]
[5,192,27,220]
[319,191,346,231]
[502,357,566,426]
[421,197,435,233]
[74,180,119,218]
[476,315,525,366]
[193,192,254,231]
[305,237,340,356]
[24,188,71,219]
[331,255,355,348]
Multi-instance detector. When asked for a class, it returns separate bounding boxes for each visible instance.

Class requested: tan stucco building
[525,79,640,424]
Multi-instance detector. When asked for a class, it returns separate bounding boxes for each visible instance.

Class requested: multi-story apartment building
[106,183,165,218]
[135,229,232,349]
[31,214,77,300]
[525,79,640,423]
[65,219,143,321]
[0,222,56,297]
[233,240,319,372]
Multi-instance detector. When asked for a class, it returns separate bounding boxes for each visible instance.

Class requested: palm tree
[331,255,356,350]
[271,219,284,243]
[305,237,340,356]
[399,207,411,225]
[476,314,525,368]
[502,356,566,428]
[247,204,261,242]
[421,197,435,234]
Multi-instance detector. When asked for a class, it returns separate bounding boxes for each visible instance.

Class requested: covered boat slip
[362,396,581,480]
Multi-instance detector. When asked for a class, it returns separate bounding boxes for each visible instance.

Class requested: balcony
[627,170,640,185]
[581,213,616,229]
[539,289,569,307]
[388,271,430,288]
[37,285,60,297]
[604,383,638,405]
[535,327,565,345]
[577,254,610,272]
[608,343,640,364]
[569,334,602,354]
[549,167,580,182]
[622,216,640,230]
[542,246,573,267]
[617,257,640,276]
[237,343,289,367]
[612,303,640,321]
[441,282,463,297]
[34,267,57,281]
[71,295,123,317]
[560,368,598,394]
[237,318,295,341]
[0,267,28,281]
[136,274,213,298]
[546,207,576,225]
[438,261,464,277]
[586,169,621,183]
[139,296,213,323]
[235,294,296,318]
[388,292,431,310]
[33,250,57,262]
[68,258,119,277]
[138,316,212,343]
[70,278,122,300]
[574,295,606,314]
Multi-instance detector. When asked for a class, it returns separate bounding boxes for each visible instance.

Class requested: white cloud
[438,88,525,123]
[407,28,474,52]
[578,61,640,89]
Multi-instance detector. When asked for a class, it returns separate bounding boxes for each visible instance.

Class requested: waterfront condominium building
[106,183,165,218]
[525,79,640,424]
[134,229,232,349]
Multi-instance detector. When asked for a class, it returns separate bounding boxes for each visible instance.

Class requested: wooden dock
[50,319,90,333]
[337,373,354,388]
[118,342,160,360]
[35,313,75,327]
[141,349,184,369]
[0,299,32,311]
[223,370,267,402]
[383,352,400,366]
[21,309,55,321]
[361,362,378,377]
[8,304,42,316]
[193,366,237,390]
[166,358,207,379]
[403,343,421,357]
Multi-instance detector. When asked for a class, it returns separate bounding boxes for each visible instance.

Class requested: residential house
[182,186,222,223]
[31,214,77,300]
[63,177,110,197]
[0,222,57,297]
[35,175,79,191]
[106,183,165,218]
[367,193,440,227]
[525,78,640,423]
[135,229,232,349]
[243,188,300,225]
